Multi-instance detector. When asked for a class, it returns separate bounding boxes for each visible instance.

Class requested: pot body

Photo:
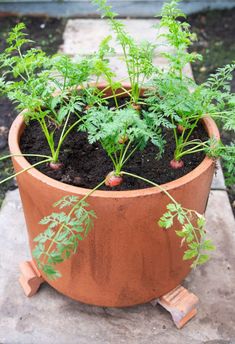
[9,112,219,307]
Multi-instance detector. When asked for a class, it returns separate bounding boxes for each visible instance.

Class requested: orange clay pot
[8,92,219,308]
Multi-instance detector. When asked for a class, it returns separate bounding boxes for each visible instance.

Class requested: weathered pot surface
[9,108,219,307]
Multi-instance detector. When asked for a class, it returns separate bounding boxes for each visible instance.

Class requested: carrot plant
[92,0,155,106]
[32,0,234,279]
[145,0,235,169]
[81,105,165,185]
[91,36,121,107]
[0,23,93,168]
[1,0,235,280]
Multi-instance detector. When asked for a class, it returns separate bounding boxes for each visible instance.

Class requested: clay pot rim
[9,112,220,199]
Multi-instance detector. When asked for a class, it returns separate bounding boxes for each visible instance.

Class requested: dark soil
[188,8,235,214]
[0,16,67,207]
[0,16,67,55]
[20,115,208,191]
[188,9,235,90]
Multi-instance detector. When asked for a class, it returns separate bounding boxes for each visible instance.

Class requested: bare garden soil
[20,115,208,191]
[188,8,235,214]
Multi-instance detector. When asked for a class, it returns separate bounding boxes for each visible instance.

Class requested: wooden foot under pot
[151,285,199,329]
[19,260,44,297]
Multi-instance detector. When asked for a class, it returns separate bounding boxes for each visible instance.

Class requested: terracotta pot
[8,93,219,307]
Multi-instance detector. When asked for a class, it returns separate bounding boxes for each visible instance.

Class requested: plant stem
[54,117,84,162]
[121,143,139,167]
[103,91,132,101]
[0,158,51,185]
[184,117,201,144]
[38,117,55,159]
[0,153,52,161]
[121,171,177,204]
[18,47,30,80]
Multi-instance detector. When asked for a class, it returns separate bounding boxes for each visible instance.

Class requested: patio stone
[211,161,227,191]
[0,188,234,343]
[0,18,234,343]
[59,19,193,78]
[59,19,173,56]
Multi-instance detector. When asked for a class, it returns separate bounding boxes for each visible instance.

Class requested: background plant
[187,8,235,212]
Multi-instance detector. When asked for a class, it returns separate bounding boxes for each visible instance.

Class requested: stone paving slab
[59,19,193,78]
[211,161,227,191]
[0,18,234,344]
[59,19,172,56]
[0,189,235,344]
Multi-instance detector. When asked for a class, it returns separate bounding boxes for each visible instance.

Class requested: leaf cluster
[0,34,92,124]
[92,0,155,103]
[156,0,202,77]
[82,106,165,171]
[33,195,96,279]
[217,142,235,186]
[0,23,97,162]
[159,203,215,267]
